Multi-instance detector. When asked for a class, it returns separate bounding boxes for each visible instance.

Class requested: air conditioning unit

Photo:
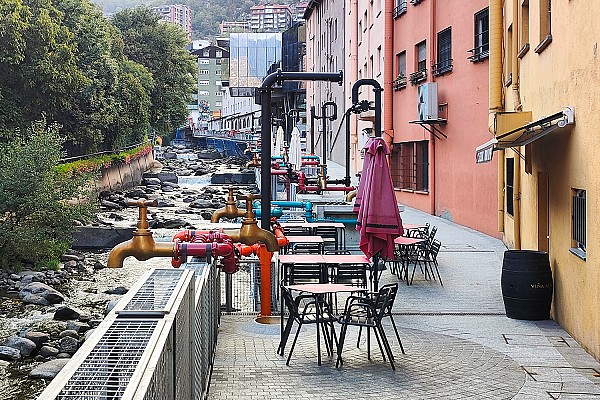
[418,82,438,121]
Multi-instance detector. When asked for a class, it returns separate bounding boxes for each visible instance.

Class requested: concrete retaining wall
[97,152,154,192]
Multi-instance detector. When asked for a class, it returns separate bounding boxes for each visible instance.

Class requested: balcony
[393,1,407,18]
[410,0,423,5]
[432,59,453,76]
[393,75,407,91]
[467,45,489,63]
[409,69,427,85]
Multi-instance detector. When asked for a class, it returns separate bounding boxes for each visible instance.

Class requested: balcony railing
[393,76,407,91]
[410,0,423,5]
[393,1,407,18]
[432,59,453,76]
[467,45,489,62]
[409,69,427,85]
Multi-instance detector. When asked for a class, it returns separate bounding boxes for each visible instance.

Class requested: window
[377,46,382,76]
[199,59,210,64]
[505,25,513,85]
[391,141,428,191]
[393,0,407,18]
[216,70,222,75]
[216,59,223,65]
[216,101,222,107]
[519,0,530,56]
[469,8,489,62]
[506,158,514,217]
[571,189,586,259]
[359,21,363,42]
[199,90,210,96]
[416,41,427,71]
[199,80,210,85]
[394,51,407,90]
[370,55,374,78]
[434,27,452,76]
[199,69,210,75]
[535,0,552,53]
[216,91,223,96]
[216,50,222,57]
[203,50,210,57]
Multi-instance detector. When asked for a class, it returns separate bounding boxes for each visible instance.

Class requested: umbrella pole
[373,252,380,292]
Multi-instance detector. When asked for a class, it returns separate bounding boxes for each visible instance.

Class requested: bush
[0,121,98,270]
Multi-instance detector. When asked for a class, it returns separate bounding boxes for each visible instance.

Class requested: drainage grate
[57,320,158,399]
[117,269,185,316]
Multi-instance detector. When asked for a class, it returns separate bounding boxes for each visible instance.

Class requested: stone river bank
[0,146,253,400]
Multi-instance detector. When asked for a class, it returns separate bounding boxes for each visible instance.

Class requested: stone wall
[97,152,154,192]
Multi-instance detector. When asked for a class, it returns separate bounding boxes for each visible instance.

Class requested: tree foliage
[0,120,97,269]
[111,7,196,138]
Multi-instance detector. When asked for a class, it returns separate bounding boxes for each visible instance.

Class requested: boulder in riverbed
[19,282,65,305]
[0,346,21,361]
[4,336,37,357]
[29,359,70,379]
[25,332,49,348]
[54,305,84,321]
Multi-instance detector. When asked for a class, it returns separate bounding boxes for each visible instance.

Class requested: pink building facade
[390,0,498,237]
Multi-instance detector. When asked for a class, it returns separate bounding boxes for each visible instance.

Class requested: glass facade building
[229,33,282,93]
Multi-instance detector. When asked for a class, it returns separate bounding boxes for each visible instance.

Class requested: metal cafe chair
[314,226,342,250]
[279,285,338,365]
[336,286,396,370]
[356,283,405,354]
[289,242,324,254]
[413,239,443,286]
[332,262,368,313]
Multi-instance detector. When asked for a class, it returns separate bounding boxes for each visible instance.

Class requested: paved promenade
[208,163,600,399]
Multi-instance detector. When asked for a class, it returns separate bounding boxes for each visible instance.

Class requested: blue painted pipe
[254,200,314,221]
[252,207,283,218]
[302,155,320,160]
[313,218,357,224]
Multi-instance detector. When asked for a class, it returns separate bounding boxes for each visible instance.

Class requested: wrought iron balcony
[410,0,423,5]
[393,1,407,18]
[393,75,407,91]
[409,69,427,85]
[467,45,489,63]
[432,60,453,76]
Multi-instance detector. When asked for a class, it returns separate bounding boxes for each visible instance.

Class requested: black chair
[336,286,396,370]
[279,286,338,365]
[332,262,368,312]
[415,239,443,286]
[290,242,323,254]
[288,263,327,284]
[357,283,405,354]
[315,226,342,250]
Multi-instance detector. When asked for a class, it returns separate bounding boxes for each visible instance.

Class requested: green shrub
[56,144,153,175]
[0,120,98,270]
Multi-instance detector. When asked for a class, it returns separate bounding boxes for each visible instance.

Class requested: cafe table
[393,236,427,284]
[285,283,367,365]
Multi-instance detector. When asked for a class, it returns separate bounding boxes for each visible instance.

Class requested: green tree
[111,7,196,138]
[0,120,97,269]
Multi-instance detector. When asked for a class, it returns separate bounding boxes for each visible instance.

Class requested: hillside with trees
[91,0,294,39]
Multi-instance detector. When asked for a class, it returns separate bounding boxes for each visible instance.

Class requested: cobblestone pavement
[207,165,600,399]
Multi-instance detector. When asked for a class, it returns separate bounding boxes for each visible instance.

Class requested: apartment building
[250,4,293,32]
[152,4,192,40]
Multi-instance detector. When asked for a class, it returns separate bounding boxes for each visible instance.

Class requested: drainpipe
[258,69,344,230]
[429,0,436,215]
[310,105,316,154]
[512,0,522,249]
[383,0,394,150]
[349,0,359,174]
[489,0,505,234]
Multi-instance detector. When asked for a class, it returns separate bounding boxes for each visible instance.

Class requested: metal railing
[37,265,220,400]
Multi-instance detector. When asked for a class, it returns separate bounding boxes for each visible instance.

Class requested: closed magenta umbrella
[289,126,302,170]
[353,137,403,290]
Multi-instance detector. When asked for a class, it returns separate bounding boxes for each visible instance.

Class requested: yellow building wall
[501,0,600,360]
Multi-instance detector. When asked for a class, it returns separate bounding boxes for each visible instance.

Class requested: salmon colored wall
[392,0,499,238]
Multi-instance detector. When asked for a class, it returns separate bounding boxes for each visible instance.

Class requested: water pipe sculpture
[211,186,246,222]
[107,200,238,272]
[258,69,344,230]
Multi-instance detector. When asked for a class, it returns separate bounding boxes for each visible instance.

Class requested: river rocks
[104,286,128,295]
[189,199,214,209]
[59,330,79,339]
[0,346,21,361]
[25,332,49,348]
[101,199,122,210]
[20,282,65,305]
[4,336,37,357]
[59,336,79,354]
[54,305,84,321]
[105,300,119,315]
[39,345,59,358]
[29,358,70,379]
[66,321,90,334]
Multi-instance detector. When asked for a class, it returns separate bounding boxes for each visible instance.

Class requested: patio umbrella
[289,126,302,170]
[273,126,284,157]
[353,137,403,290]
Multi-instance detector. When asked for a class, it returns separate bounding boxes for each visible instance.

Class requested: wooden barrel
[501,250,553,320]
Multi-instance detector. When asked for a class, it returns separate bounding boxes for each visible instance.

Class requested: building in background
[152,4,193,40]
[250,4,292,32]
[219,21,252,35]
[303,0,346,164]
[190,44,230,134]
[290,2,308,23]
